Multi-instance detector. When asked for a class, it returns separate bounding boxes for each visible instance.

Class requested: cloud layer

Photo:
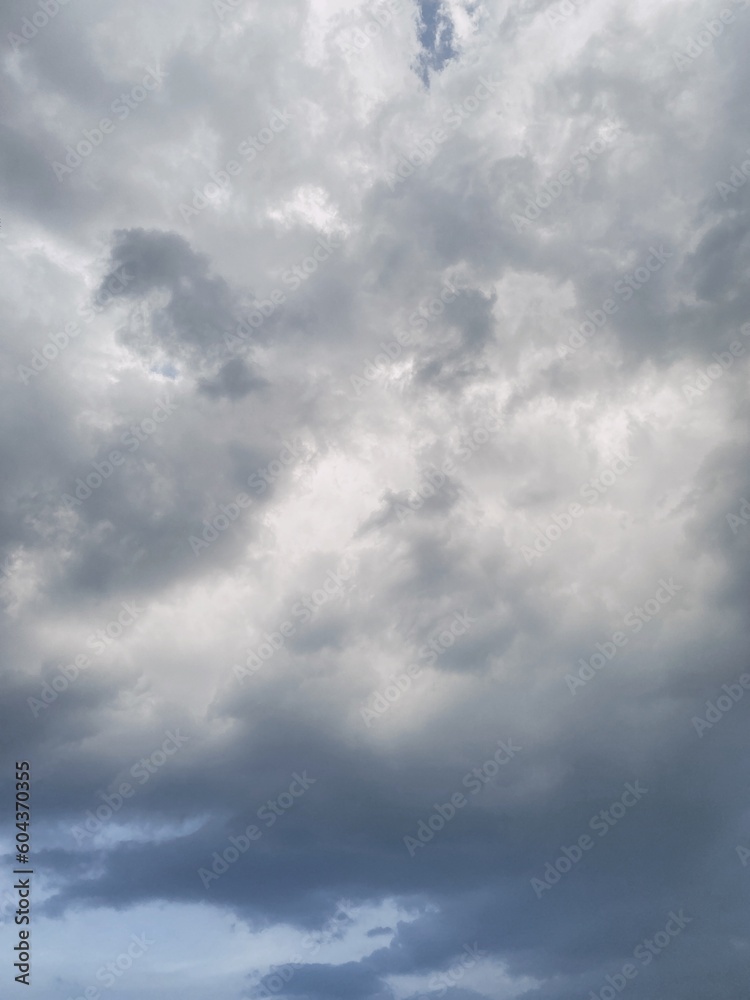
[1,1,749,998]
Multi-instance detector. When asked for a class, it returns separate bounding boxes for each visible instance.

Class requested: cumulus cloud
[1,0,749,998]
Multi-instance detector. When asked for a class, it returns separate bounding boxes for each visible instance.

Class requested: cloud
[1,0,749,998]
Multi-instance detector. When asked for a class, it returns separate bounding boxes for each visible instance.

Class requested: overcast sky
[1,0,750,998]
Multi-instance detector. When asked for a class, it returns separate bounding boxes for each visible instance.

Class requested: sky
[1,0,750,998]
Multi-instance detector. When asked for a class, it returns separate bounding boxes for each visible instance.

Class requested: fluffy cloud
[1,0,749,997]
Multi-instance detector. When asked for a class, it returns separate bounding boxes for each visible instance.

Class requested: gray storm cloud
[1,1,749,998]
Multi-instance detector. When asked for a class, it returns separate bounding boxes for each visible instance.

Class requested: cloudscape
[1,0,750,998]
